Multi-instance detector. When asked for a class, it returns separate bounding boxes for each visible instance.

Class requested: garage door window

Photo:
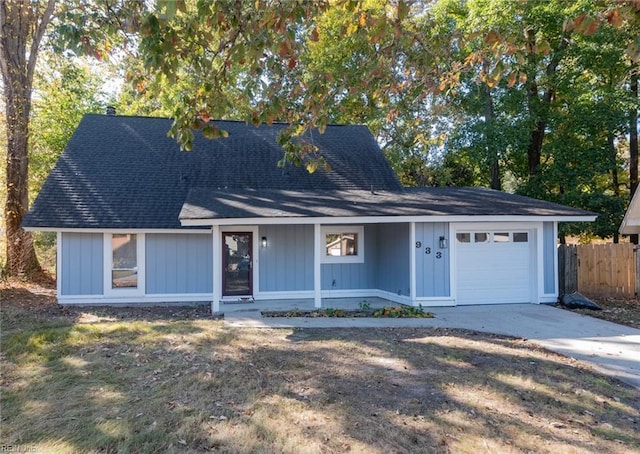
[513,232,529,242]
[456,233,471,243]
[493,232,509,242]
[457,231,530,244]
[474,232,489,243]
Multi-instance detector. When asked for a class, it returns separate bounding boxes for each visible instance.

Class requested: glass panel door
[222,232,253,296]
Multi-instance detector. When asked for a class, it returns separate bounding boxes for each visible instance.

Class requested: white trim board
[58,293,214,305]
[181,214,596,227]
[24,227,212,233]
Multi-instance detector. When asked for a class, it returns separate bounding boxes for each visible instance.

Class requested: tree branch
[26,0,55,86]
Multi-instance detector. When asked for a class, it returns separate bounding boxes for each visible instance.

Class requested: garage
[455,228,534,305]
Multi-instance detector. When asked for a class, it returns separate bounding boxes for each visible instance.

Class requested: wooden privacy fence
[558,243,637,298]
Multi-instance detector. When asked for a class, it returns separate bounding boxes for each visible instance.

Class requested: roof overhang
[181,214,597,227]
[22,227,213,233]
[179,188,597,227]
[620,189,640,235]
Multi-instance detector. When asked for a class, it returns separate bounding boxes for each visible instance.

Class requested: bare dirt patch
[1,276,213,327]
[559,297,640,329]
[1,280,639,453]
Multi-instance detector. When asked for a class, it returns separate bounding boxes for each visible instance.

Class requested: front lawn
[1,283,639,453]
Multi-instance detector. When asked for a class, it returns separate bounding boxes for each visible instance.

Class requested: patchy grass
[2,285,639,453]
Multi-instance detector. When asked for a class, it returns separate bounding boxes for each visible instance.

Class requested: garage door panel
[456,229,533,305]
[457,289,530,304]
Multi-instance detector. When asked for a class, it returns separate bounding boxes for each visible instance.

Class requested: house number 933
[424,247,442,258]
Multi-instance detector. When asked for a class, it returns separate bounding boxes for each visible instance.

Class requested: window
[493,232,510,242]
[112,234,138,288]
[104,233,145,295]
[326,233,358,256]
[456,233,470,243]
[321,226,364,263]
[513,232,529,243]
[474,232,489,243]
[457,230,530,244]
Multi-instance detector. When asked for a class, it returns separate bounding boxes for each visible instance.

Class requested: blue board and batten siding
[60,232,212,297]
[60,232,103,295]
[146,233,213,294]
[321,225,377,290]
[375,223,410,296]
[259,225,314,291]
[59,221,555,304]
[543,222,556,294]
[415,223,450,298]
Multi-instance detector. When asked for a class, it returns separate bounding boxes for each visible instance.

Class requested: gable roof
[180,187,596,223]
[23,114,596,230]
[619,188,640,235]
[23,114,402,229]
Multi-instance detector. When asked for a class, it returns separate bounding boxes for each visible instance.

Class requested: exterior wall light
[261,236,267,248]
[439,236,448,249]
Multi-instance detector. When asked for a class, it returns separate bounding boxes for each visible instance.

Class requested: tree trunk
[630,72,638,244]
[483,82,500,190]
[1,0,55,276]
[526,66,559,177]
[607,133,621,243]
[4,80,40,274]
[524,29,565,178]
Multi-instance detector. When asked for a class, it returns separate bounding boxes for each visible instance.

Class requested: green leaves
[201,124,229,140]
[42,0,635,240]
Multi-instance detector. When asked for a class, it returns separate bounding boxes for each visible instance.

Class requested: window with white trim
[104,233,145,295]
[321,226,364,263]
[112,234,138,288]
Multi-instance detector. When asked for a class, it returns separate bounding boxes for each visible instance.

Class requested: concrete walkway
[223,303,640,390]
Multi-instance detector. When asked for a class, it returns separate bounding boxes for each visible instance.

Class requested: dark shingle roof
[23,114,402,229]
[180,187,596,221]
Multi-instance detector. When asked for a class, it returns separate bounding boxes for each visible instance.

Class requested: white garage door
[456,230,533,305]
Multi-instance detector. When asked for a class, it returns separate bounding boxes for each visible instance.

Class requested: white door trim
[219,226,259,299]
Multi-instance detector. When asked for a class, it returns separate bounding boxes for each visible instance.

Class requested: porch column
[314,223,322,308]
[56,231,62,299]
[410,222,417,305]
[553,221,559,298]
[211,225,221,313]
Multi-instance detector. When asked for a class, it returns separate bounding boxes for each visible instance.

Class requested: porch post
[211,225,221,313]
[314,223,322,308]
[56,231,62,299]
[553,221,559,298]
[410,222,417,306]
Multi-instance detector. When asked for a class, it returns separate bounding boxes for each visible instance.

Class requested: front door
[222,232,253,296]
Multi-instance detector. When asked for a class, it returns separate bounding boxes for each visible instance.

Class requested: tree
[1,0,147,276]
[30,53,106,197]
[1,0,55,276]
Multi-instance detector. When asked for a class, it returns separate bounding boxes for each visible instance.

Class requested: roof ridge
[84,113,366,128]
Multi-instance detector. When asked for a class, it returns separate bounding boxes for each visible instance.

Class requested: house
[23,113,596,311]
[619,189,640,236]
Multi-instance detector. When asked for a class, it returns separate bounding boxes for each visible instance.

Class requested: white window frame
[104,233,145,296]
[320,225,364,264]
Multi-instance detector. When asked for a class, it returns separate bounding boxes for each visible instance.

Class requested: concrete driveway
[224,304,640,389]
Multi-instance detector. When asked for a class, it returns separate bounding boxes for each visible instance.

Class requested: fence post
[636,245,640,297]
[558,245,565,296]
[558,244,578,296]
